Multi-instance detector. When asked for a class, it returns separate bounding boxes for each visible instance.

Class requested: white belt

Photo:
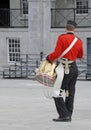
[60,58,74,64]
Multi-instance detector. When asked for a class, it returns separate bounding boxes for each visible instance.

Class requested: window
[21,0,28,15]
[76,0,88,14]
[7,38,20,62]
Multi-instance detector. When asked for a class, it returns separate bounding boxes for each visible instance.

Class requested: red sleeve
[77,40,84,59]
[47,36,63,62]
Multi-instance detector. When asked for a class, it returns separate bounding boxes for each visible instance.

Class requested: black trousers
[53,62,78,118]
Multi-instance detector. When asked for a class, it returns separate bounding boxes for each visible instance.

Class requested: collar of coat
[67,31,74,34]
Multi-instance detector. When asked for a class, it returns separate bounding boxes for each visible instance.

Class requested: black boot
[53,116,71,122]
[53,97,71,121]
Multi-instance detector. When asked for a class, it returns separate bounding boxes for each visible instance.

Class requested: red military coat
[47,32,84,62]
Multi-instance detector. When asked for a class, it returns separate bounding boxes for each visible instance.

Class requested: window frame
[75,0,89,15]
[20,0,28,16]
[7,38,21,63]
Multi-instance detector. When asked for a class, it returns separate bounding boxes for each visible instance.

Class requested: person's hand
[46,56,52,64]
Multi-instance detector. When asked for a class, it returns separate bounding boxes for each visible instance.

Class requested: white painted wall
[10,0,20,9]
[0,29,29,67]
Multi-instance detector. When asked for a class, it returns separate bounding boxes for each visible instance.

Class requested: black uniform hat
[67,20,77,28]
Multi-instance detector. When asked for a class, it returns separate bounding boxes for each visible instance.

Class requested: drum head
[35,73,56,87]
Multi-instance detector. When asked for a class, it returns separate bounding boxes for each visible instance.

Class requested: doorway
[87,38,91,72]
[0,0,10,27]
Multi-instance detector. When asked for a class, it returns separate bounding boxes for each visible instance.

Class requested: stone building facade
[0,0,91,69]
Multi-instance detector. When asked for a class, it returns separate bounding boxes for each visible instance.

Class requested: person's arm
[77,41,84,59]
[47,36,63,62]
